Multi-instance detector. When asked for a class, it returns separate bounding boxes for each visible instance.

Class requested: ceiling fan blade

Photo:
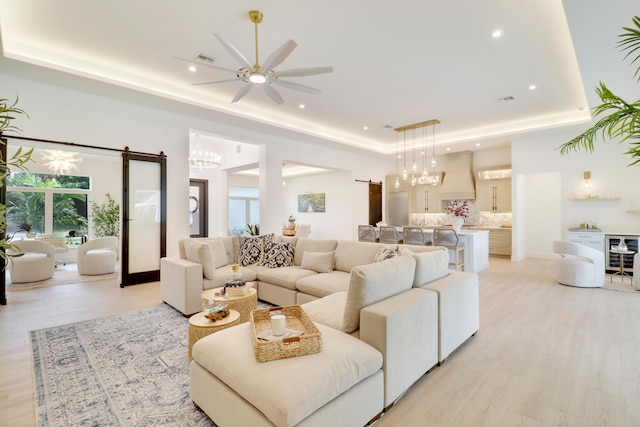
[276,66,334,78]
[174,56,237,73]
[231,84,253,103]
[263,84,284,105]
[213,33,253,70]
[273,79,321,94]
[191,78,239,86]
[261,39,297,71]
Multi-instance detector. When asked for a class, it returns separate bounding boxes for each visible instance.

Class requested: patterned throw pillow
[374,245,399,263]
[239,234,275,266]
[263,241,295,268]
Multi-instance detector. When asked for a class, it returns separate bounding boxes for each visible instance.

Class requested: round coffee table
[188,310,240,361]
[201,285,258,324]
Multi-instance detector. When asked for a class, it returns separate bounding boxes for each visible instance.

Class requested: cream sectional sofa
[161,236,446,314]
[189,246,479,426]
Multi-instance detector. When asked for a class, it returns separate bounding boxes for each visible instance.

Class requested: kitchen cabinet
[476,179,511,212]
[565,232,605,253]
[470,227,511,256]
[412,184,441,213]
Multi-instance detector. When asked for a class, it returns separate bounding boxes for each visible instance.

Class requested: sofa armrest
[360,288,439,407]
[160,257,204,316]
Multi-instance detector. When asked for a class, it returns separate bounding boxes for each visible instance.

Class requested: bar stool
[379,226,402,244]
[402,226,427,246]
[433,227,464,271]
[358,225,377,242]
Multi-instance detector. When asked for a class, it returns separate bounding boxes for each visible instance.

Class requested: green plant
[560,16,640,164]
[91,193,120,237]
[245,223,260,236]
[0,96,33,268]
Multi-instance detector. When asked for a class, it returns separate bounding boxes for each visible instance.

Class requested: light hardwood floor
[1,257,639,426]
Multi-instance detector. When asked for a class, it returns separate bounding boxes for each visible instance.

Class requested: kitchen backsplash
[412,211,512,227]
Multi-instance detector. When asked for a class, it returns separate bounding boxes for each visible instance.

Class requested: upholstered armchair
[77,236,119,275]
[553,240,604,288]
[8,240,56,283]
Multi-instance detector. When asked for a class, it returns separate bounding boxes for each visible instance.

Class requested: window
[228,186,259,235]
[6,172,90,239]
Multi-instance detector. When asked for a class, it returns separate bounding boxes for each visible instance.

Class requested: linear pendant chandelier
[394,119,440,186]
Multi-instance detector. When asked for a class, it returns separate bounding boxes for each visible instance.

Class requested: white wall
[512,126,640,259]
[282,170,353,240]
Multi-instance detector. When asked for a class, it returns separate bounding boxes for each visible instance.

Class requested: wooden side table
[188,310,240,361]
[201,285,258,323]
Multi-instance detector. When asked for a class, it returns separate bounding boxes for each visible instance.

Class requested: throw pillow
[301,251,335,273]
[203,238,228,268]
[263,241,295,268]
[374,245,398,263]
[239,234,276,266]
[410,249,449,287]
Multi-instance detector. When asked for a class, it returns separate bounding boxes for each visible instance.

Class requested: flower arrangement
[446,200,470,218]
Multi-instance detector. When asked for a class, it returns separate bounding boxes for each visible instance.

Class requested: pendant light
[401,131,408,180]
[394,132,401,189]
[430,123,439,186]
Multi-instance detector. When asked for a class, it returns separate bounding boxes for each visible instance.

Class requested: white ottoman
[190,322,384,427]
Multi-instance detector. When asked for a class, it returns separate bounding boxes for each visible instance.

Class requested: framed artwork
[298,193,325,213]
[189,179,208,237]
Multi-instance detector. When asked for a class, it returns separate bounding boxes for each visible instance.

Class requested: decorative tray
[250,305,322,362]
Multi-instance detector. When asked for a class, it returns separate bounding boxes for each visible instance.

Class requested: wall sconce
[582,171,591,197]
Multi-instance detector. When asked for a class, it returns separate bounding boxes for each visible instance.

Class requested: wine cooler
[605,235,638,274]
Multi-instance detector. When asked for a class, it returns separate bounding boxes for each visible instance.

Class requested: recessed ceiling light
[476,143,481,147]
[491,29,503,38]
[363,126,368,130]
[529,84,537,90]
[299,104,305,109]
[446,147,451,151]
[188,65,197,72]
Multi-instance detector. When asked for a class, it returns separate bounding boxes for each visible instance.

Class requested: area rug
[31,304,215,426]
[8,263,119,291]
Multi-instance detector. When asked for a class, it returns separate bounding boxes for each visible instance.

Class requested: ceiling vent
[440,151,476,200]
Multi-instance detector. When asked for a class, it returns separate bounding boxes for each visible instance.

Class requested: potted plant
[0,97,34,268]
[560,16,640,164]
[287,214,296,231]
[91,193,120,238]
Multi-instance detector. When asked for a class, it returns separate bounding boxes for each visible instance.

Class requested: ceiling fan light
[249,73,266,84]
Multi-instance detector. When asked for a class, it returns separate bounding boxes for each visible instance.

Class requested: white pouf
[78,249,116,275]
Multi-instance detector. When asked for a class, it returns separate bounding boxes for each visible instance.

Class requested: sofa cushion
[302,291,348,330]
[183,239,216,279]
[296,270,351,298]
[202,238,228,268]
[342,255,416,333]
[401,247,449,287]
[301,251,334,273]
[334,240,382,273]
[262,241,295,268]
[293,238,338,266]
[374,245,398,263]
[255,265,318,290]
[192,322,382,427]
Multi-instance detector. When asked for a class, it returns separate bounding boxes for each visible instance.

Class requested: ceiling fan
[179,10,333,105]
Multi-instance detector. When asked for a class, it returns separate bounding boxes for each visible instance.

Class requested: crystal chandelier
[189,134,221,169]
[42,150,82,174]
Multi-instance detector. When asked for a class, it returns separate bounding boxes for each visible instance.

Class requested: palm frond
[618,16,640,81]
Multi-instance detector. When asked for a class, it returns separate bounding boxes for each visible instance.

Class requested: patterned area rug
[31,304,215,426]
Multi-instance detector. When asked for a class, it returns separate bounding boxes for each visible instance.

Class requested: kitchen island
[381,227,490,273]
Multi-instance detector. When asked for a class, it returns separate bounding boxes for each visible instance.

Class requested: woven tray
[250,305,322,362]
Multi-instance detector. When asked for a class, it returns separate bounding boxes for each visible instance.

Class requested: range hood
[440,151,476,200]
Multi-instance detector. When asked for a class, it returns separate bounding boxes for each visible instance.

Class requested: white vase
[451,216,464,233]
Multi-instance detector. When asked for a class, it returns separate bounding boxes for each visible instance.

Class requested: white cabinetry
[412,185,441,213]
[565,232,605,253]
[476,179,511,212]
